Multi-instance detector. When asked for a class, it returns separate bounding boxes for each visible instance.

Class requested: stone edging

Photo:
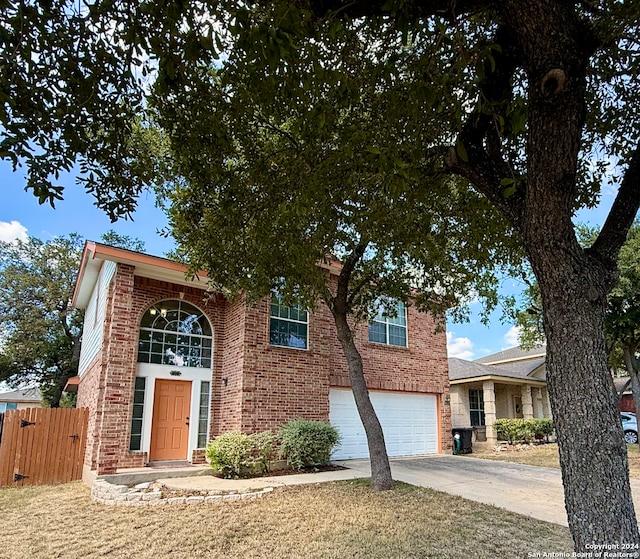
[91,479,274,506]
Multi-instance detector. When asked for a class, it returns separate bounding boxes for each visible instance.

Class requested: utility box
[452,427,473,454]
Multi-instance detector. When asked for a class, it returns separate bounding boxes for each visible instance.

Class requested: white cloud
[447,332,475,360]
[503,325,521,348]
[0,220,28,243]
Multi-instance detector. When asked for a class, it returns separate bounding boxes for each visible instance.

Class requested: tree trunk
[533,253,639,548]
[494,1,640,547]
[331,306,394,491]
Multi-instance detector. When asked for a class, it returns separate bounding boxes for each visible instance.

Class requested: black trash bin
[452,427,473,454]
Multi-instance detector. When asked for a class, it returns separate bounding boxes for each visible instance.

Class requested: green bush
[278,419,340,470]
[205,430,279,478]
[530,418,554,438]
[494,418,554,444]
[252,430,281,472]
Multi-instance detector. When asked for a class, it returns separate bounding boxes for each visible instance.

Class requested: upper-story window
[368,301,407,347]
[137,300,213,368]
[270,294,308,349]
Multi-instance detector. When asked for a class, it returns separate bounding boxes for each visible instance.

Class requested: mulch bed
[211,463,347,479]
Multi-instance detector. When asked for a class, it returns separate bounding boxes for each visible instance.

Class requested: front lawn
[472,443,640,478]
[0,480,571,558]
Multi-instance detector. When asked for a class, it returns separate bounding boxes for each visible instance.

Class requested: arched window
[137,300,213,368]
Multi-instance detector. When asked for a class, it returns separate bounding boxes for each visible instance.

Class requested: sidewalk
[156,464,365,493]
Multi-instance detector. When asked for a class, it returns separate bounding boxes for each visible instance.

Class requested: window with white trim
[368,301,407,347]
[269,294,308,349]
[137,300,213,368]
[469,389,485,427]
[0,402,17,413]
[197,381,211,448]
[129,376,146,451]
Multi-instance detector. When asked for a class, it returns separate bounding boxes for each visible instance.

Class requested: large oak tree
[3,0,640,549]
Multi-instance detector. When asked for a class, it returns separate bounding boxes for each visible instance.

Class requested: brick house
[71,242,451,480]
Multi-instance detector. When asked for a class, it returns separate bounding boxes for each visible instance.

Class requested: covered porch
[449,378,551,447]
[448,348,551,448]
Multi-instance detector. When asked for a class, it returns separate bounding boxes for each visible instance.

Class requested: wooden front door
[149,379,192,461]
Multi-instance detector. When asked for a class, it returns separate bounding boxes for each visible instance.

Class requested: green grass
[0,480,571,559]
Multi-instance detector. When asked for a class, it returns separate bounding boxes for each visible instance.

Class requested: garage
[329,388,439,460]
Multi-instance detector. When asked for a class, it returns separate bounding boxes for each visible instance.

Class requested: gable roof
[0,387,41,403]
[614,377,632,394]
[449,357,545,384]
[72,242,209,310]
[449,344,548,386]
[474,345,546,366]
[72,241,345,310]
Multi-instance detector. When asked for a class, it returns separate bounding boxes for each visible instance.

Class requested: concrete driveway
[337,454,640,527]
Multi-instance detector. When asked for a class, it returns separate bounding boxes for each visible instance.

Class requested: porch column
[483,380,497,444]
[533,387,544,418]
[542,387,552,419]
[449,387,469,427]
[521,384,534,419]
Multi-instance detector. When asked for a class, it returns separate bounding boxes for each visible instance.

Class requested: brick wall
[238,299,332,433]
[76,352,103,470]
[216,296,247,434]
[94,263,137,474]
[620,394,636,413]
[82,261,451,474]
[91,270,231,474]
[129,276,227,444]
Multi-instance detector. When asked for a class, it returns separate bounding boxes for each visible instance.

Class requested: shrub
[252,430,281,473]
[205,430,279,478]
[278,419,340,470]
[494,418,554,444]
[530,418,554,439]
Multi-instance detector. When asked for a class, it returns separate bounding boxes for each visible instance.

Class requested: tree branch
[591,145,640,266]
[446,25,526,227]
[334,241,368,316]
[302,0,494,21]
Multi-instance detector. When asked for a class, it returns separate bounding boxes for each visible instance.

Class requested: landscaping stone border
[91,479,274,506]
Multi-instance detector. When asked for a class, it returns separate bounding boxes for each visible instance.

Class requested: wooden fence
[0,407,88,487]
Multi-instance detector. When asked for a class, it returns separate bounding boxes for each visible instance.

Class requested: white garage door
[329,388,439,460]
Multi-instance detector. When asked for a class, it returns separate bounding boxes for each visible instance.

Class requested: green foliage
[0,231,145,407]
[495,418,554,444]
[252,430,281,473]
[0,234,84,407]
[100,230,146,253]
[59,392,77,409]
[155,25,522,320]
[278,419,340,470]
[205,430,279,478]
[514,222,640,368]
[530,418,555,438]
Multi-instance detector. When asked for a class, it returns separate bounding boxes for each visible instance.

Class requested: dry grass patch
[0,480,571,559]
[472,443,640,478]
[471,444,561,469]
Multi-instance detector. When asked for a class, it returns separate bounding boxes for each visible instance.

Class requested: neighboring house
[71,242,451,479]
[449,346,551,446]
[0,388,42,412]
[614,377,636,413]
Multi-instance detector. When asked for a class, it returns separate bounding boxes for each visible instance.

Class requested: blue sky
[1,159,623,361]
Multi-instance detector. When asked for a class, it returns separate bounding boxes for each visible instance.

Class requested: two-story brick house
[71,242,451,480]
